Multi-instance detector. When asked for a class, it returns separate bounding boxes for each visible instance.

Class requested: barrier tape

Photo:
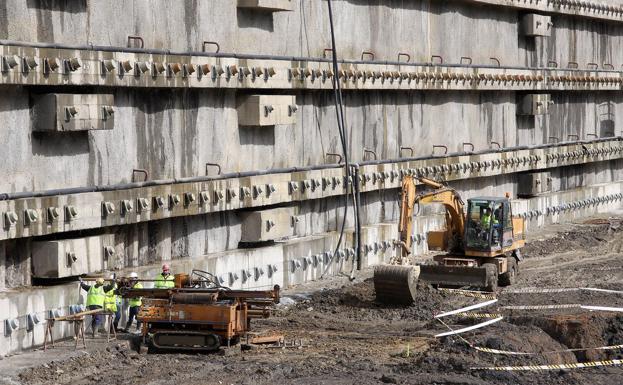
[437,319,623,356]
[435,299,498,318]
[503,288,580,294]
[582,305,623,312]
[502,304,581,310]
[471,359,623,371]
[434,317,503,338]
[458,312,503,319]
[472,346,533,355]
[437,288,497,300]
[437,318,623,357]
[582,288,623,295]
[503,287,623,295]
[473,344,623,356]
[594,267,623,272]
[501,304,623,312]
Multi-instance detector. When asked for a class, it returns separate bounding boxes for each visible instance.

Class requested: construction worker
[154,264,175,289]
[79,276,116,336]
[480,207,499,229]
[124,272,143,332]
[104,274,121,332]
[480,207,499,242]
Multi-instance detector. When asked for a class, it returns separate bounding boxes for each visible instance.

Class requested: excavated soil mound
[286,279,455,322]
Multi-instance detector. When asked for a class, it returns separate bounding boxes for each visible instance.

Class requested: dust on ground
[5,217,623,385]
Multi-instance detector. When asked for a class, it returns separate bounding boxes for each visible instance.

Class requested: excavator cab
[464,198,514,254]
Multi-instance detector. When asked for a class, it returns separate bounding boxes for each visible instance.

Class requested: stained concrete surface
[0,88,620,193]
[2,0,623,361]
[1,0,622,67]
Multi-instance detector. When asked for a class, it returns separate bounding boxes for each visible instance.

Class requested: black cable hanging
[321,0,361,279]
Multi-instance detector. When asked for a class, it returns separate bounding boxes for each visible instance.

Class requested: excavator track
[373,265,420,305]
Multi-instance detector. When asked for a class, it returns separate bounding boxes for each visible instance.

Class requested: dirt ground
[4,216,623,385]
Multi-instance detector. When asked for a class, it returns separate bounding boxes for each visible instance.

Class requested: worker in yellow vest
[124,272,143,332]
[104,274,121,332]
[79,276,116,337]
[154,264,175,289]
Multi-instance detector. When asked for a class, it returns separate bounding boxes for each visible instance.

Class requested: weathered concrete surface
[1,157,620,291]
[0,282,80,357]
[1,0,623,358]
[1,1,622,67]
[0,88,620,193]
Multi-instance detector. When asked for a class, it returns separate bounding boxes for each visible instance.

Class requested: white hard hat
[130,272,138,278]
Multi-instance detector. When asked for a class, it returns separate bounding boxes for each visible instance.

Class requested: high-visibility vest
[481,213,491,228]
[104,285,118,312]
[481,213,499,229]
[86,285,105,307]
[129,282,143,307]
[154,273,175,289]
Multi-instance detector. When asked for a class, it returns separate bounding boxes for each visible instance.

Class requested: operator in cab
[480,207,499,242]
[480,207,494,229]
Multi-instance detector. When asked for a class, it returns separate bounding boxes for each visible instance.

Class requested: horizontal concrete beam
[0,138,621,241]
[0,43,621,92]
[513,180,623,224]
[455,0,623,23]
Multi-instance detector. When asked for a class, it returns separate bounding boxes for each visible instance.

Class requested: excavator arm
[397,176,465,261]
[396,175,417,262]
[375,176,468,304]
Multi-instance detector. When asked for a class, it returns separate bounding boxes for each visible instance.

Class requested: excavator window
[502,201,513,247]
[465,199,504,251]
[465,200,494,250]
[491,203,503,249]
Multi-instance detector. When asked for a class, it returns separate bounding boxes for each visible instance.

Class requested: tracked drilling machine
[374,176,525,304]
[118,269,280,352]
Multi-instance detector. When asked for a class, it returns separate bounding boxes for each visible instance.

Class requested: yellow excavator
[374,176,525,304]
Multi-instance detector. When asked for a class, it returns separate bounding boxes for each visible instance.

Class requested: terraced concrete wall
[1,88,623,193]
[1,0,623,355]
[2,1,623,65]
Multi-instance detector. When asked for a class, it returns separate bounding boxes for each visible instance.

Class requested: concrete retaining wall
[0,88,622,193]
[2,0,623,357]
[1,1,622,66]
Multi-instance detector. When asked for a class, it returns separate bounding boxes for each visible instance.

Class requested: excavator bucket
[419,264,492,288]
[373,265,420,305]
